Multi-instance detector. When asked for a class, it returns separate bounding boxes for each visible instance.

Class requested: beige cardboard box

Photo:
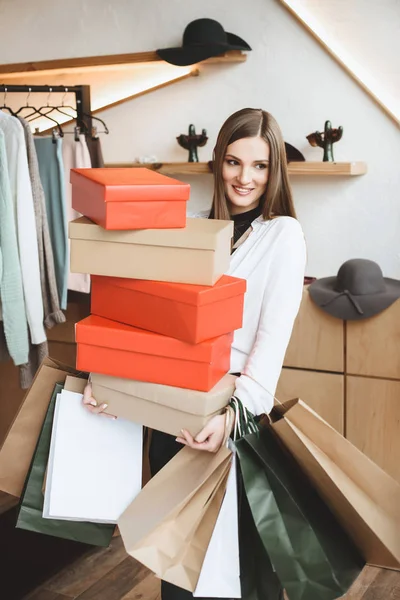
[69,217,233,286]
[91,372,237,437]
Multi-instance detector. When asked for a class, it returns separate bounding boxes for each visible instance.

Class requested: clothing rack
[0,84,92,133]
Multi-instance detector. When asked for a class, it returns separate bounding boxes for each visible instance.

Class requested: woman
[84,108,307,600]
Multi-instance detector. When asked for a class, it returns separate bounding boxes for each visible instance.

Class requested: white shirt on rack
[0,112,46,345]
[227,215,306,416]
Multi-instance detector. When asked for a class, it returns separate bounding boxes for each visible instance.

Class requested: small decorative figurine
[177,124,208,162]
[306,120,343,162]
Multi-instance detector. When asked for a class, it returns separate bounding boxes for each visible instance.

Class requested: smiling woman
[84,107,306,600]
[210,108,296,222]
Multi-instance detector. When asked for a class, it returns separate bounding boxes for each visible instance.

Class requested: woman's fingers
[179,429,222,453]
[83,383,92,400]
[175,436,188,445]
[92,403,109,414]
[82,392,117,420]
[181,429,195,445]
[82,383,97,407]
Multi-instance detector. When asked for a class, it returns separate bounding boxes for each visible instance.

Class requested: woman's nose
[237,167,252,186]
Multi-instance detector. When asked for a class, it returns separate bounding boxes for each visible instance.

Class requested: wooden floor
[20,533,400,600]
[1,491,399,600]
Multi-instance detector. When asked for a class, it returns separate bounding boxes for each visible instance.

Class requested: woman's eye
[226,159,239,166]
[255,163,268,169]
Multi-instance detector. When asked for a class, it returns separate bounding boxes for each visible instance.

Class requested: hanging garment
[16,119,68,388]
[62,133,91,294]
[0,130,29,366]
[86,136,105,168]
[19,338,49,389]
[0,112,46,345]
[34,136,69,310]
[0,322,48,388]
[18,119,65,328]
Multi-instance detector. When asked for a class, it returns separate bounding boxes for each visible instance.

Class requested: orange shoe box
[91,275,246,344]
[75,315,233,392]
[71,168,190,230]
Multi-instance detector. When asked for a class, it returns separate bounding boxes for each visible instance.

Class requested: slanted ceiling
[279,0,400,127]
[0,51,246,132]
[0,63,195,131]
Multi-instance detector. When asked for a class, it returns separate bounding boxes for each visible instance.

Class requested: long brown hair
[210,108,297,221]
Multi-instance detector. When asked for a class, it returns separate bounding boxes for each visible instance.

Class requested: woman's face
[222,136,270,215]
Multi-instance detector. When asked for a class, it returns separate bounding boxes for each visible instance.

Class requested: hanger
[85,113,109,136]
[33,87,85,140]
[0,87,17,115]
[35,88,108,139]
[14,88,64,138]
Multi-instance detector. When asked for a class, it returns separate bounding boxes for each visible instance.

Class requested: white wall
[0,0,399,278]
[299,0,400,103]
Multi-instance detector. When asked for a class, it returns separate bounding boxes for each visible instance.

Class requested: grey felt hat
[309,258,400,320]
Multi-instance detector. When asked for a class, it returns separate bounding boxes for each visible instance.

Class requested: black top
[231,205,262,251]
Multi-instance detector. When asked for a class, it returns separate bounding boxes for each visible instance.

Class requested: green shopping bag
[236,460,283,600]
[235,426,364,600]
[16,383,115,547]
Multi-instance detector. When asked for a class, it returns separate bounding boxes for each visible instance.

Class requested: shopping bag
[0,357,86,497]
[43,388,142,524]
[237,470,283,600]
[119,445,232,590]
[160,462,229,591]
[236,427,364,600]
[194,449,241,598]
[16,383,115,546]
[271,398,400,570]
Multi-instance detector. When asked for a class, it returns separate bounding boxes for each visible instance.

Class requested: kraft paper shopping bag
[271,398,400,571]
[119,445,232,589]
[0,357,87,497]
[158,463,229,591]
[194,451,241,598]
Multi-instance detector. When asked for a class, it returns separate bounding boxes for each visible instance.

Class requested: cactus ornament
[306,120,343,162]
[177,124,208,163]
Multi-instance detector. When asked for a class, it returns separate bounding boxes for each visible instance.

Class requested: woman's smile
[232,185,255,196]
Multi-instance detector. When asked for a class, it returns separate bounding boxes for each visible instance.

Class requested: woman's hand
[82,382,117,419]
[176,413,231,453]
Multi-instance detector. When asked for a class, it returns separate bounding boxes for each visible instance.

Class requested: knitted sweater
[0,130,29,365]
[17,119,66,388]
[0,112,46,344]
[18,118,65,329]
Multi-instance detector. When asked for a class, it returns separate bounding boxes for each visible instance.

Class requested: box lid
[69,217,233,251]
[70,168,190,202]
[76,315,232,363]
[90,372,236,415]
[91,274,246,307]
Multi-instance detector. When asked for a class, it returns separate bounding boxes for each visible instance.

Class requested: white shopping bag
[43,389,142,524]
[194,449,241,598]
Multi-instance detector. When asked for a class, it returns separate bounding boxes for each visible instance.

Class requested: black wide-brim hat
[309,259,400,321]
[156,18,251,66]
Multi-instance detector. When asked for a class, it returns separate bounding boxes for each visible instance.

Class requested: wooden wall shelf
[0,50,246,77]
[105,161,368,176]
[288,161,367,176]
